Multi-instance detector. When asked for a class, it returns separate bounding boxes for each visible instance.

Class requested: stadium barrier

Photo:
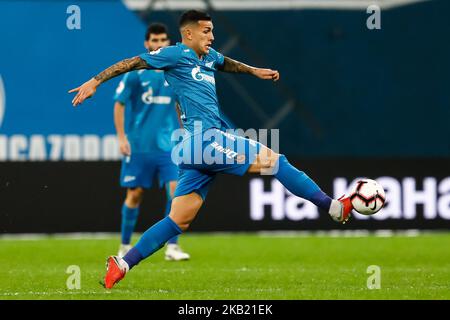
[1,158,449,233]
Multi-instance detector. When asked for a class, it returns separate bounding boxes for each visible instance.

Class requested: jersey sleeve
[113,72,138,104]
[209,47,225,70]
[139,45,182,70]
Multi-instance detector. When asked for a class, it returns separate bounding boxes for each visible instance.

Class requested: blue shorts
[172,128,261,200]
[120,152,178,189]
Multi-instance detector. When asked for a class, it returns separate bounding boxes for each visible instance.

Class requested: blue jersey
[139,43,230,135]
[114,69,179,153]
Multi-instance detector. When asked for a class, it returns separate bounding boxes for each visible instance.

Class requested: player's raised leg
[247,145,353,223]
[164,181,190,261]
[118,187,144,257]
[103,192,202,289]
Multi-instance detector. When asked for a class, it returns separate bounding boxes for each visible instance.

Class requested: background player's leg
[165,181,178,244]
[119,188,144,257]
[248,146,342,218]
[121,192,202,270]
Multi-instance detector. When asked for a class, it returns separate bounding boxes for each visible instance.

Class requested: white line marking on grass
[257,229,425,238]
[0,287,283,297]
[0,232,118,241]
[0,291,108,296]
[0,229,436,241]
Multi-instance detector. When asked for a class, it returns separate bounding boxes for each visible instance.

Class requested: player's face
[145,33,170,52]
[192,20,214,55]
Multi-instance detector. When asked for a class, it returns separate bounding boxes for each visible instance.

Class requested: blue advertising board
[0,1,146,160]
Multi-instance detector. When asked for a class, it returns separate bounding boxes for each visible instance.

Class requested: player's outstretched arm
[219,56,280,82]
[69,56,149,106]
[114,101,131,156]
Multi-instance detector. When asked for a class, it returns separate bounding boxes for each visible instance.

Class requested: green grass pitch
[0,233,449,299]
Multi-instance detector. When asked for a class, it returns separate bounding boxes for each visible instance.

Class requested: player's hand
[69,78,100,106]
[118,136,131,156]
[252,68,280,82]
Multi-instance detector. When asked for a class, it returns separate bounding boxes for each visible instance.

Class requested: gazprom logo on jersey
[250,177,450,221]
[0,75,120,161]
[191,66,215,84]
[141,87,172,105]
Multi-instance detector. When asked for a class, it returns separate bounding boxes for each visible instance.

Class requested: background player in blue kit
[113,23,190,261]
[69,10,354,289]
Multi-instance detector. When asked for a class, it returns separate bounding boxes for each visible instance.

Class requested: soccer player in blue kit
[69,10,354,289]
[114,23,190,261]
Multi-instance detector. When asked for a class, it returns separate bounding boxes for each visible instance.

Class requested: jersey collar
[177,42,206,62]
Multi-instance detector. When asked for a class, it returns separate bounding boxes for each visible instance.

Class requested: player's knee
[177,221,191,231]
[169,213,194,231]
[269,152,280,168]
[169,194,202,231]
[126,188,144,206]
[258,149,280,169]
[168,181,177,199]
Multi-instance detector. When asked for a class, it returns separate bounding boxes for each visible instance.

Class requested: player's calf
[169,192,203,231]
[120,188,144,248]
[103,193,200,289]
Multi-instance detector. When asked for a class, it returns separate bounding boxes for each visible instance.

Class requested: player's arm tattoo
[219,56,255,75]
[94,56,149,84]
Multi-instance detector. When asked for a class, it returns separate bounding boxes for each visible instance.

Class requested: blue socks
[274,155,332,211]
[164,183,178,245]
[121,204,139,245]
[165,198,179,244]
[121,183,180,269]
[123,216,182,269]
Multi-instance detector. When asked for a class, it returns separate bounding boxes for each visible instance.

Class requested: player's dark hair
[145,23,169,40]
[179,10,211,27]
